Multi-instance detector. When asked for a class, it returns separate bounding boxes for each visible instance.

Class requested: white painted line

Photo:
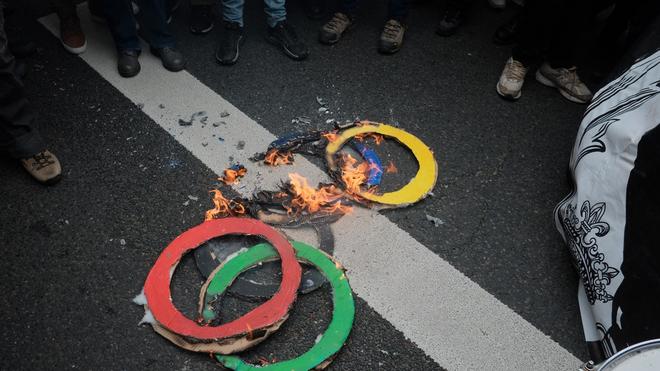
[41,7,581,370]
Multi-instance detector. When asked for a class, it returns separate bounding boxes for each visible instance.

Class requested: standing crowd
[0,0,657,185]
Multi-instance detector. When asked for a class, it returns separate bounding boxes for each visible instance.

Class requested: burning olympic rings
[142,218,301,353]
[205,241,355,370]
[326,122,438,208]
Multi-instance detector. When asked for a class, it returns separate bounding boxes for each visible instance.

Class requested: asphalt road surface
[3,0,644,370]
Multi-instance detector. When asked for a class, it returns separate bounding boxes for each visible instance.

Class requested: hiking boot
[496,57,528,100]
[150,46,186,72]
[436,8,465,36]
[190,5,214,34]
[21,150,62,185]
[535,63,593,104]
[378,19,406,54]
[117,49,140,77]
[319,12,352,45]
[267,21,309,61]
[60,16,87,54]
[216,21,244,65]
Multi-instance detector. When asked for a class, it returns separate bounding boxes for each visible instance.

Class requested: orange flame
[322,131,339,143]
[287,173,352,215]
[219,166,247,185]
[385,161,398,174]
[340,154,369,195]
[264,149,293,166]
[354,133,384,145]
[205,190,246,220]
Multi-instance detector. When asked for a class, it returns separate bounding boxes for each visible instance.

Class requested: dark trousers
[102,0,175,51]
[512,0,593,68]
[340,0,409,21]
[191,0,215,5]
[445,0,472,11]
[0,6,45,159]
[51,0,78,20]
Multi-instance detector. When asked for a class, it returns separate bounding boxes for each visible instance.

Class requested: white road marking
[41,7,581,370]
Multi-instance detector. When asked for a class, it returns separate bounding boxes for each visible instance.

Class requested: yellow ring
[325,122,438,207]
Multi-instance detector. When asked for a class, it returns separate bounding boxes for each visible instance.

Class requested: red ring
[143,218,301,340]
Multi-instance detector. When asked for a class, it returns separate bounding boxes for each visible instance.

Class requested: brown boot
[60,16,87,54]
[20,150,62,185]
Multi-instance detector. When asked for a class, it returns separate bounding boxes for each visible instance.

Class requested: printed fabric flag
[555,49,660,363]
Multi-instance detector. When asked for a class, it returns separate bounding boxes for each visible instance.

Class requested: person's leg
[510,0,548,68]
[51,0,77,20]
[535,0,594,103]
[338,0,359,18]
[102,0,141,51]
[191,0,216,5]
[0,7,61,184]
[52,0,87,54]
[497,0,546,100]
[134,0,185,71]
[265,0,309,60]
[545,0,593,69]
[379,0,409,54]
[0,11,44,159]
[319,0,355,45]
[388,0,409,21]
[264,0,286,27]
[135,0,176,49]
[189,0,216,34]
[436,0,472,36]
[222,0,244,26]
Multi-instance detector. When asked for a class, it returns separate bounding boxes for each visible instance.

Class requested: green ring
[203,241,355,370]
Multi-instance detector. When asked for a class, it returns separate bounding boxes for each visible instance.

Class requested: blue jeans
[340,0,409,21]
[222,0,286,27]
[102,0,175,51]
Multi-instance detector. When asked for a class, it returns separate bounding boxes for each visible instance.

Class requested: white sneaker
[488,0,506,9]
[496,57,528,100]
[535,62,593,104]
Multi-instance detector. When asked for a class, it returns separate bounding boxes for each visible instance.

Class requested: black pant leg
[511,0,550,67]
[0,6,45,159]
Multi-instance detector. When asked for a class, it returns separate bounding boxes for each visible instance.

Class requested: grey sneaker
[378,19,406,54]
[496,57,528,100]
[319,12,352,45]
[535,63,593,104]
[20,150,62,185]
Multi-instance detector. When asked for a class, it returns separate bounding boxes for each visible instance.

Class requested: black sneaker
[190,5,214,34]
[267,21,309,61]
[436,8,464,36]
[216,21,244,65]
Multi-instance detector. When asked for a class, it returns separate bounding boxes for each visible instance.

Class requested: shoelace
[31,152,55,171]
[557,67,581,88]
[382,21,402,40]
[326,14,348,32]
[505,60,526,80]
